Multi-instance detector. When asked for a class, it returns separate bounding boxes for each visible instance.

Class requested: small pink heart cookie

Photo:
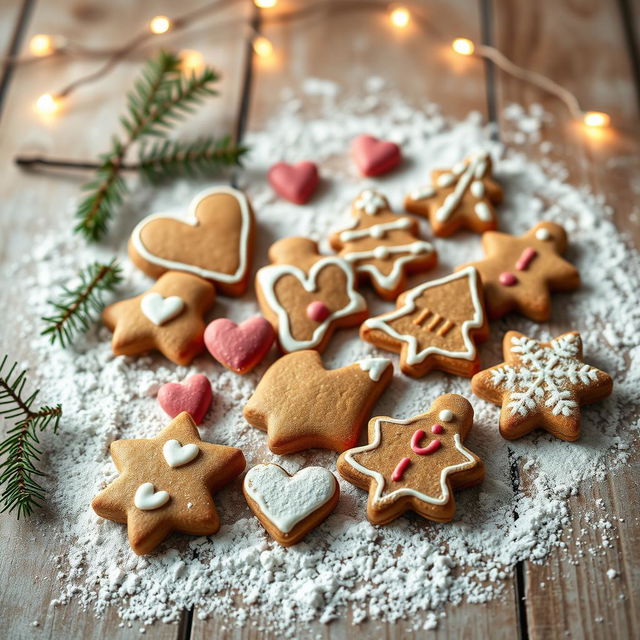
[352,134,402,177]
[205,317,275,374]
[157,374,213,425]
[268,161,319,205]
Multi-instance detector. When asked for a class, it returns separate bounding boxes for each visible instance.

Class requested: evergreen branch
[41,259,122,347]
[138,136,248,183]
[0,356,62,518]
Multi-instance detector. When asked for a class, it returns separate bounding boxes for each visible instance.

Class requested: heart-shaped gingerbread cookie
[129,186,255,297]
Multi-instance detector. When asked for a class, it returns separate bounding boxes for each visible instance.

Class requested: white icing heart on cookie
[244,464,336,533]
[162,439,199,468]
[134,482,170,510]
[140,293,184,326]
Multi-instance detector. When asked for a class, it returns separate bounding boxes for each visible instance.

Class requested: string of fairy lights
[18,0,611,130]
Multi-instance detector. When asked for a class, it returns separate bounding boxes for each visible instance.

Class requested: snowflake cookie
[471,331,613,441]
[337,394,484,524]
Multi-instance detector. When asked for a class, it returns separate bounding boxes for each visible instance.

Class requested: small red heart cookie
[204,317,275,374]
[352,135,402,177]
[268,161,319,204]
[157,374,213,425]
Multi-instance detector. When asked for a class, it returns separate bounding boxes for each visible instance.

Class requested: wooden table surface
[1,1,639,639]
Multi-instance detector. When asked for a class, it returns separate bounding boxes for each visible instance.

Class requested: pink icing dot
[431,424,443,434]
[499,272,518,286]
[306,301,330,322]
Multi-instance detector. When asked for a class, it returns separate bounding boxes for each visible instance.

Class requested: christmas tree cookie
[329,190,437,300]
[472,331,613,441]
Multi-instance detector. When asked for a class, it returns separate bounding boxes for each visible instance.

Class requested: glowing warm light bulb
[452,38,475,56]
[389,6,411,28]
[180,50,205,73]
[29,34,55,57]
[583,111,610,128]
[36,93,61,115]
[254,0,277,7]
[149,15,171,35]
[252,36,274,58]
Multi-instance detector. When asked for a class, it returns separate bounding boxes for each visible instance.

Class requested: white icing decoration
[437,173,455,188]
[374,246,389,259]
[244,464,336,533]
[358,358,392,382]
[488,333,600,417]
[474,202,493,221]
[434,152,490,222]
[130,186,251,284]
[342,241,434,291]
[410,186,436,200]
[256,256,366,352]
[134,483,170,511]
[344,418,475,506]
[162,439,199,468]
[470,180,485,198]
[354,190,387,215]
[339,218,412,243]
[438,409,453,422]
[452,162,466,175]
[363,266,484,364]
[536,228,551,241]
[140,293,184,326]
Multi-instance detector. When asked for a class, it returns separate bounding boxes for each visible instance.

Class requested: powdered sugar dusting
[3,79,639,635]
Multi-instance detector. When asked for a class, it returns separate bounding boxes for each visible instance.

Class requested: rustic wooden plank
[0,1,249,638]
[490,0,640,638]
[191,1,519,637]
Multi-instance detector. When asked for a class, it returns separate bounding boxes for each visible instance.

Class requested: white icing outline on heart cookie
[140,293,185,326]
[257,256,367,352]
[134,482,170,510]
[130,185,251,284]
[162,439,199,468]
[244,464,337,533]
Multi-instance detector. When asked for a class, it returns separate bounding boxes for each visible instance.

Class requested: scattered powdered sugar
[3,79,639,635]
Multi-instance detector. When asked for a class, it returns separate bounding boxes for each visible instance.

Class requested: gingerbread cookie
[405,151,502,237]
[91,412,245,555]
[360,267,489,378]
[337,394,483,524]
[129,186,255,297]
[456,221,580,322]
[103,271,215,365]
[255,237,368,353]
[471,331,613,441]
[244,350,393,454]
[243,463,339,546]
[329,190,437,300]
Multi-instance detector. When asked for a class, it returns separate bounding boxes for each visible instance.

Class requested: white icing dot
[474,202,492,221]
[410,242,428,255]
[452,162,466,175]
[373,246,389,259]
[470,180,485,199]
[536,228,551,241]
[437,173,455,188]
[438,409,453,422]
[370,226,385,239]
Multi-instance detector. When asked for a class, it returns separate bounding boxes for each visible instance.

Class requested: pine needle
[0,356,62,518]
[41,259,122,347]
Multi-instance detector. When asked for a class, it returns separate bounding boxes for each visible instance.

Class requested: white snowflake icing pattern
[490,334,600,417]
[355,190,387,215]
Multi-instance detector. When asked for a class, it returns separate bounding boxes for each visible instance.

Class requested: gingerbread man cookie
[456,221,580,322]
[243,463,339,546]
[103,271,215,366]
[243,350,393,454]
[129,186,255,297]
[329,190,437,300]
[360,267,489,378]
[91,412,245,555]
[255,237,368,353]
[471,331,613,441]
[337,394,483,524]
[404,151,503,237]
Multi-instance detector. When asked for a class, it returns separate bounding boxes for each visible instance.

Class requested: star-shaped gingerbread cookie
[360,267,489,378]
[456,221,580,322]
[404,151,503,237]
[103,271,215,365]
[337,394,483,524]
[243,350,393,453]
[92,412,245,555]
[471,331,613,441]
[329,190,437,300]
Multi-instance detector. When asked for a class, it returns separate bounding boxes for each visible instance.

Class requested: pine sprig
[41,259,122,347]
[74,51,242,242]
[0,356,62,518]
[138,136,248,183]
